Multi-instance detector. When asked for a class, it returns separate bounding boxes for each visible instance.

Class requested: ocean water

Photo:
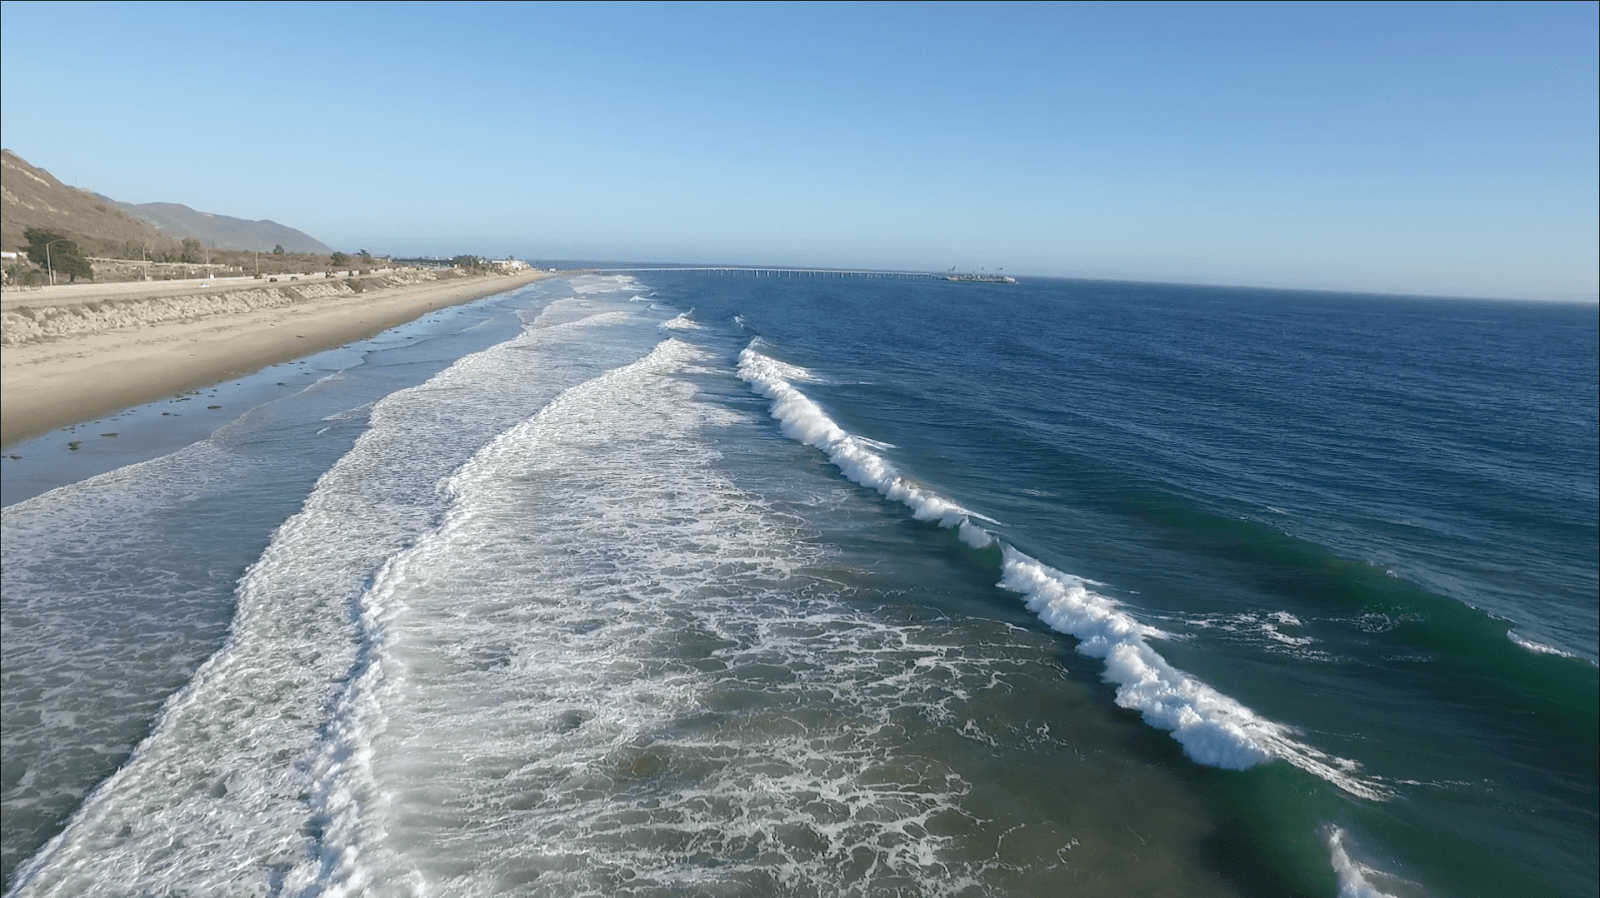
[1,272,1595,897]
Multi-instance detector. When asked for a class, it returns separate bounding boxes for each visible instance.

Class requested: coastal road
[1,270,377,312]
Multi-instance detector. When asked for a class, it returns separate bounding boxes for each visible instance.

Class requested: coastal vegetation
[21,228,92,284]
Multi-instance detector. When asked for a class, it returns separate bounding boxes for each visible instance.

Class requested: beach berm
[1,267,557,445]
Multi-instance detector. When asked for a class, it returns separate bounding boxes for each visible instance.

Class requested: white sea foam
[1506,629,1582,660]
[569,273,643,294]
[737,343,1389,800]
[1,440,267,886]
[292,338,724,895]
[659,311,700,330]
[1327,828,1404,898]
[288,337,1023,895]
[5,300,666,897]
[738,347,995,550]
[1176,611,1321,653]
[998,551,1377,790]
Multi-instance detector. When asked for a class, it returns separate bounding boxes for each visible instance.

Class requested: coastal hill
[2,150,330,256]
[96,197,332,255]
[2,150,173,257]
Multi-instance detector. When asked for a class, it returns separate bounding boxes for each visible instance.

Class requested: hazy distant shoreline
[1,267,557,445]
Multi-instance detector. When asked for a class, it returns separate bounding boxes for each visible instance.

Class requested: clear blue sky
[2,1,1595,299]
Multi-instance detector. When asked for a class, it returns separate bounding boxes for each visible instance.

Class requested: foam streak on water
[737,342,1390,802]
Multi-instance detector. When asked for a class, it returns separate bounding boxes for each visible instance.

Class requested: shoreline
[1,268,560,446]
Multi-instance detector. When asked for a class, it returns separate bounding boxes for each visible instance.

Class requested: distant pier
[591,267,944,280]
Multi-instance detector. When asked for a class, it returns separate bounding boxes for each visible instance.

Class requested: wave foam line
[737,346,996,549]
[737,344,1389,801]
[660,311,701,330]
[1506,629,1585,662]
[1327,828,1403,898]
[294,338,716,896]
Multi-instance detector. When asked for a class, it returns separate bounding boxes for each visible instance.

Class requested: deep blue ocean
[2,272,1595,897]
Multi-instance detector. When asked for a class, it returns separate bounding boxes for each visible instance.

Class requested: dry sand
[1,268,559,445]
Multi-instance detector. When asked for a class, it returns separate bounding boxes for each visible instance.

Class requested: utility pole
[43,238,67,287]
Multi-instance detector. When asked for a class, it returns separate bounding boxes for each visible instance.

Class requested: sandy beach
[1,268,558,446]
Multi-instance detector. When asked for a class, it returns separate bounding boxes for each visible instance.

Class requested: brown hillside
[1,149,179,257]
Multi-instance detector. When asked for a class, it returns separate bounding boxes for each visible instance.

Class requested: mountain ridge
[94,196,332,254]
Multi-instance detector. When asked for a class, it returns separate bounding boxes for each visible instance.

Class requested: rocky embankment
[1,269,482,346]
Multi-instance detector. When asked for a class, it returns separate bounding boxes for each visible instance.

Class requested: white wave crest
[998,550,1383,796]
[738,346,993,549]
[737,343,1389,800]
[569,274,642,294]
[660,312,701,330]
[1328,828,1404,898]
[1506,629,1582,660]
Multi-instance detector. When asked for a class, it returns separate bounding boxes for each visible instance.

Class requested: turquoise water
[3,273,1595,896]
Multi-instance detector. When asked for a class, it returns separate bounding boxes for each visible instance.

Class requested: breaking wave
[737,342,1389,800]
[1507,629,1586,662]
[1327,828,1404,898]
